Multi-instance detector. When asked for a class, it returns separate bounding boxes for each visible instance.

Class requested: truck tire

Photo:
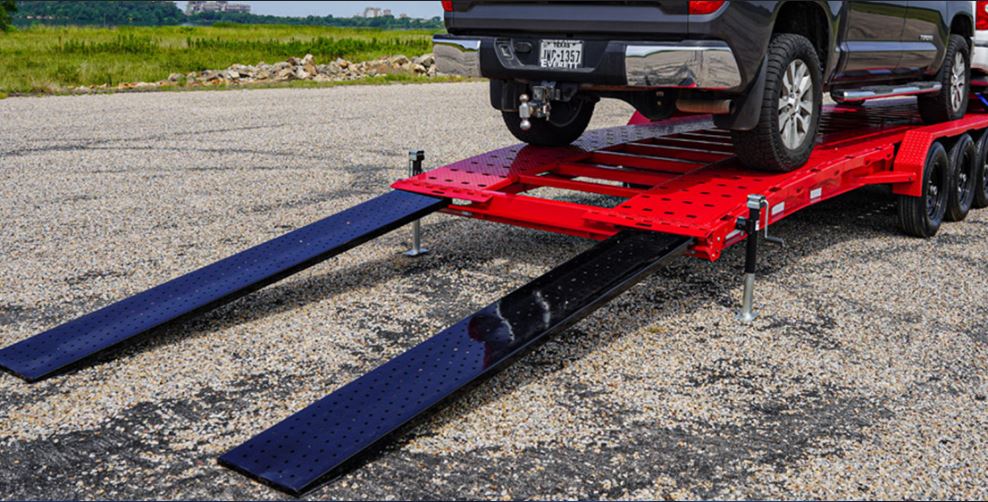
[918,34,970,124]
[945,133,977,221]
[898,141,950,238]
[733,33,822,172]
[502,99,595,147]
[973,130,988,209]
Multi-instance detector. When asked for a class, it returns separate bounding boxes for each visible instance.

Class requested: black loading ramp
[0,191,446,382]
[219,230,690,495]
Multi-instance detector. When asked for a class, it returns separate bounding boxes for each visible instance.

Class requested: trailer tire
[898,141,950,238]
[973,130,988,209]
[733,34,822,172]
[502,99,596,147]
[918,34,970,124]
[945,133,977,221]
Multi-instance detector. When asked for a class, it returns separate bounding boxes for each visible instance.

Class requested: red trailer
[2,98,987,495]
[394,99,988,260]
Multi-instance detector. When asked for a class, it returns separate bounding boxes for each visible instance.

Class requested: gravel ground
[0,82,986,500]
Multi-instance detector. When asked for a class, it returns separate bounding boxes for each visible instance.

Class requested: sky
[173,1,444,19]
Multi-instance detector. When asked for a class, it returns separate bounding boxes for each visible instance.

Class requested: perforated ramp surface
[0,191,445,382]
[219,230,690,495]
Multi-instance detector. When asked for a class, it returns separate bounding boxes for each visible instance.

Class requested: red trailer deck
[394,99,988,260]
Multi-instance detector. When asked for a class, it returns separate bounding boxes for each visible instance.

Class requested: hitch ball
[518,94,533,131]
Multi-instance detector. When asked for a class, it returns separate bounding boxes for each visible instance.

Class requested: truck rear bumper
[433,34,743,90]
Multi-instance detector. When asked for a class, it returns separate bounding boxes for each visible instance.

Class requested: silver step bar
[832,82,941,103]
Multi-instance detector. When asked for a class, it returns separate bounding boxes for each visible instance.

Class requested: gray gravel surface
[0,82,986,500]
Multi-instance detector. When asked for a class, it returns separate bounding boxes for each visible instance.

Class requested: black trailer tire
[898,141,950,238]
[946,133,977,221]
[918,34,970,124]
[973,130,988,209]
[502,99,596,147]
[733,33,822,172]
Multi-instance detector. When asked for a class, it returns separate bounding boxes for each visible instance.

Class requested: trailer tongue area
[2,99,987,495]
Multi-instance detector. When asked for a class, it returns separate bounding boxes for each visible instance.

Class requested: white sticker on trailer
[771,202,785,216]
[810,187,823,200]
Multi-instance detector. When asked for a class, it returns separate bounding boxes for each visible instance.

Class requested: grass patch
[0,24,440,94]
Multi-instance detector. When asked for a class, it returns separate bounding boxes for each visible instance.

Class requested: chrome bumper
[432,35,742,90]
[433,35,482,77]
[624,43,741,89]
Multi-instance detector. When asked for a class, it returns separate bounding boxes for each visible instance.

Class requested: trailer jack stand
[404,149,430,257]
[737,194,763,324]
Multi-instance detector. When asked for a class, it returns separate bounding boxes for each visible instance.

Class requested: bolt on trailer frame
[1,99,988,495]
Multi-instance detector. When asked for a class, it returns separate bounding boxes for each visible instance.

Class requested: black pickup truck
[434,1,975,171]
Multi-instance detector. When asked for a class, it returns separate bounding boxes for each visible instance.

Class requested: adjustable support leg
[405,149,430,257]
[737,194,763,324]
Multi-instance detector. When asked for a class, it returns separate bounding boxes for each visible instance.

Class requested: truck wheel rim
[950,52,965,112]
[779,59,813,150]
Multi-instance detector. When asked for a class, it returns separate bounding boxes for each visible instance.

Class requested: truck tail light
[978,1,988,30]
[688,0,725,15]
[442,0,453,12]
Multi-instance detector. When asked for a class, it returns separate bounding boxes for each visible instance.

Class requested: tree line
[6,1,443,29]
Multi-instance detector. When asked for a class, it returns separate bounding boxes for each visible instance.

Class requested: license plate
[539,39,583,69]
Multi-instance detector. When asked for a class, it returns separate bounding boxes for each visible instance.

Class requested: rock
[367,61,392,76]
[413,54,435,67]
[228,64,254,78]
[106,52,447,92]
[200,70,223,82]
[275,67,294,81]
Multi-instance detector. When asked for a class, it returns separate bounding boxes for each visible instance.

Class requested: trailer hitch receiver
[518,82,560,130]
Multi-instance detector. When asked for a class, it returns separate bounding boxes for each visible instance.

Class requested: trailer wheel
[898,141,949,237]
[946,133,977,221]
[974,130,988,209]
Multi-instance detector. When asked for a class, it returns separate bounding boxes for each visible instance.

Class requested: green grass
[0,24,440,94]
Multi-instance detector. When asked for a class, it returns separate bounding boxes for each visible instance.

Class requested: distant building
[186,1,251,15]
[361,7,393,18]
